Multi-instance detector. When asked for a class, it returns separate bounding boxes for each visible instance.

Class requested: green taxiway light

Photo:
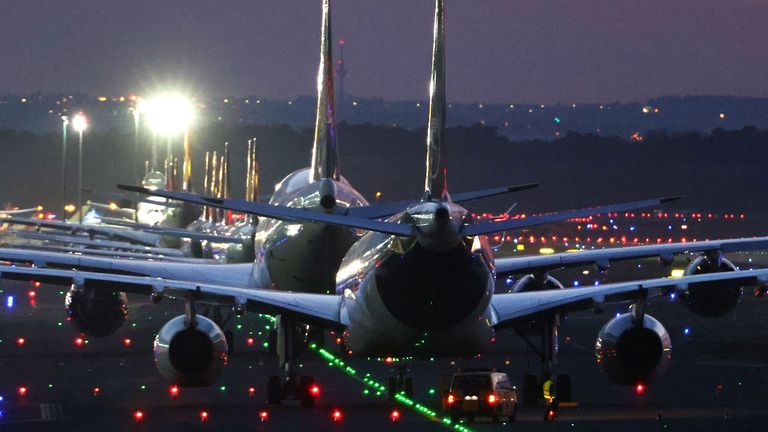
[310,346,476,432]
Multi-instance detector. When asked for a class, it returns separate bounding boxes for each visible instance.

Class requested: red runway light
[133,410,144,422]
[389,409,401,421]
[16,337,25,346]
[33,281,41,288]
[384,356,393,364]
[28,290,37,298]
[199,411,209,422]
[123,338,132,347]
[331,409,343,422]
[246,337,255,346]
[447,394,455,405]
[636,383,645,395]
[310,384,320,397]
[248,387,256,397]
[169,385,179,398]
[17,386,28,397]
[93,387,101,396]
[74,337,84,347]
[259,410,269,422]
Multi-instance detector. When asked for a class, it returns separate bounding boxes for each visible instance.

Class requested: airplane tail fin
[309,0,340,182]
[246,138,260,203]
[423,0,448,202]
[223,142,232,224]
[182,129,193,192]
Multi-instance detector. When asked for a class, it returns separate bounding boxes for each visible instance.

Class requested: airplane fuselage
[337,201,498,357]
[252,168,369,294]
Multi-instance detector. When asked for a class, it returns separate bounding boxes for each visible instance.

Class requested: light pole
[61,115,69,207]
[72,113,88,223]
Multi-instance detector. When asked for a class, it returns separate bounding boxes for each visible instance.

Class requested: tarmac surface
[2,255,768,431]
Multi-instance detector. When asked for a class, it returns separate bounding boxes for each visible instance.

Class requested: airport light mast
[144,93,195,190]
[71,113,88,223]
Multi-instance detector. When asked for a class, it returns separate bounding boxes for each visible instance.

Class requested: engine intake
[595,313,671,386]
[65,285,128,337]
[678,256,742,317]
[154,315,228,387]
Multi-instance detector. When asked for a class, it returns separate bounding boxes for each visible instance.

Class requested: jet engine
[65,285,128,337]
[677,255,743,317]
[154,315,228,387]
[595,313,671,386]
[511,274,565,292]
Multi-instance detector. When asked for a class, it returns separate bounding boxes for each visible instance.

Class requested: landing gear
[517,312,571,416]
[268,315,322,406]
[387,365,414,401]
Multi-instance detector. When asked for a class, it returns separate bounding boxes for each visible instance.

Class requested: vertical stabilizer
[222,142,231,199]
[182,129,193,192]
[423,0,448,202]
[210,151,219,222]
[246,138,260,203]
[203,151,211,221]
[309,0,340,182]
[245,139,253,202]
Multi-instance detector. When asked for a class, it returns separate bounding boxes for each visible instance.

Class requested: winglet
[310,0,340,182]
[423,0,448,202]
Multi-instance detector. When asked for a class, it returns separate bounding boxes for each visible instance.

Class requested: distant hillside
[1,124,767,221]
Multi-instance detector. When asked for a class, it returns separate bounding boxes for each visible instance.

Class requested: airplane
[1,0,762,412]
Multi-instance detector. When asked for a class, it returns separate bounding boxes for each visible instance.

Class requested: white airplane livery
[3,0,768,408]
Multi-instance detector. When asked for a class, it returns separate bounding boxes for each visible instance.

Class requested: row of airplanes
[4,0,768,411]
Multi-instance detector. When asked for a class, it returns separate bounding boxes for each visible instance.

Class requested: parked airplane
[1,0,762,412]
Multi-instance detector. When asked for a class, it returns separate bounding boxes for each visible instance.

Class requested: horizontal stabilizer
[347,183,538,219]
[119,185,414,237]
[462,196,682,237]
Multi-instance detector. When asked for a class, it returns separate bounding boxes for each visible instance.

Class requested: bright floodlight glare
[144,93,194,136]
[72,113,88,133]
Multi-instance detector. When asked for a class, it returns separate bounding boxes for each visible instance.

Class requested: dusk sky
[1,0,767,104]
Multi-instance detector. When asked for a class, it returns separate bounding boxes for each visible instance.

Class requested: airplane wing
[0,247,255,288]
[5,243,218,263]
[0,265,341,329]
[495,237,768,277]
[0,206,43,216]
[97,219,246,245]
[490,269,768,329]
[4,217,160,247]
[5,217,244,246]
[461,196,681,236]
[8,231,186,257]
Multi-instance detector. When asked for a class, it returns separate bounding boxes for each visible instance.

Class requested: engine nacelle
[678,256,742,317]
[595,313,671,386]
[65,285,128,337]
[511,274,565,293]
[154,315,228,387]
